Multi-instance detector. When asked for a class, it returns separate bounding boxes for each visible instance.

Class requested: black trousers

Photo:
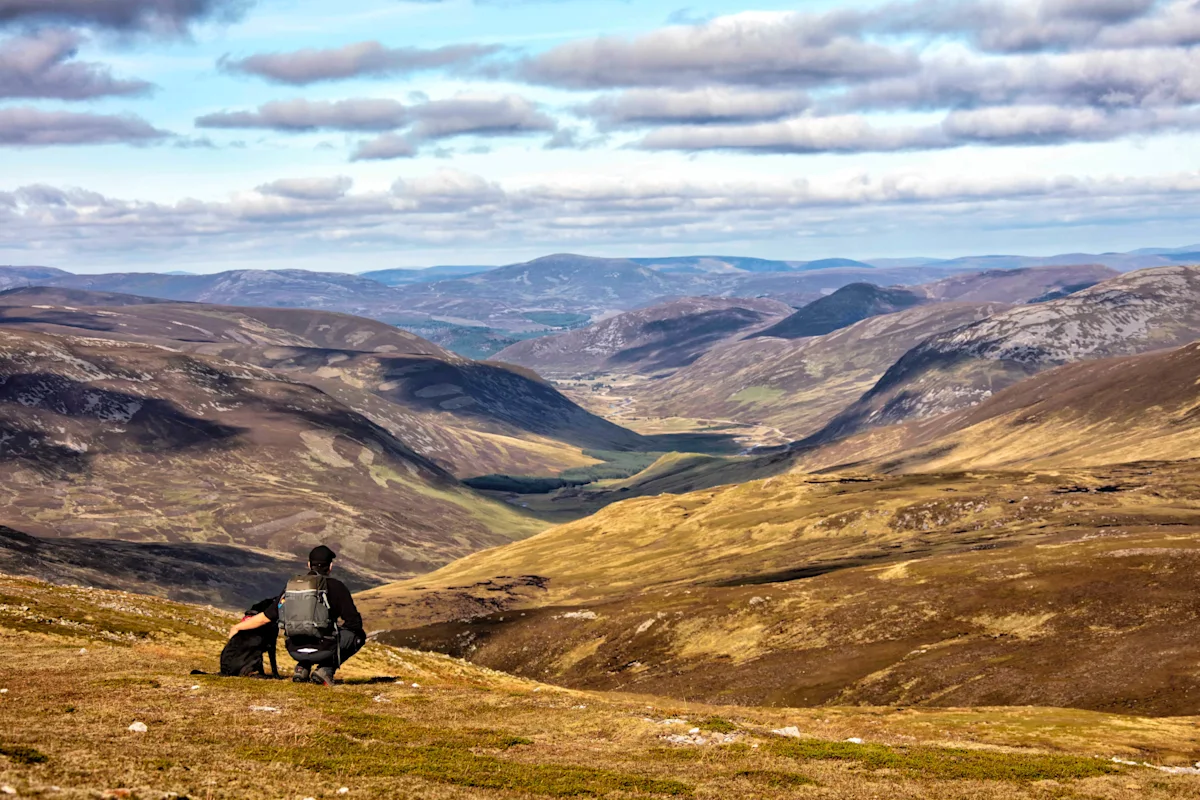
[287,628,365,672]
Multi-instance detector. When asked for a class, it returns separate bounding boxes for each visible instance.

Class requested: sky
[0,0,1199,273]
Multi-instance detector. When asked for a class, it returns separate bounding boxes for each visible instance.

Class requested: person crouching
[227,545,365,686]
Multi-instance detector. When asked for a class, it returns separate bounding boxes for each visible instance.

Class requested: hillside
[364,460,1200,714]
[0,289,645,476]
[916,264,1119,303]
[0,326,543,580]
[751,284,927,340]
[0,266,73,291]
[810,265,1200,443]
[391,254,690,326]
[50,268,402,309]
[635,302,1007,437]
[793,339,1200,475]
[359,264,490,285]
[493,297,791,376]
[6,575,1193,799]
[0,525,380,608]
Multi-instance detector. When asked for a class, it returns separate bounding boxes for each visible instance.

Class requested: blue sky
[1,0,1199,272]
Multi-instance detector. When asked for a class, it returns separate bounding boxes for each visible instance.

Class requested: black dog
[219,597,279,678]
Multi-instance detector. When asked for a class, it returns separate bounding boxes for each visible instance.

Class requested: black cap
[308,545,336,569]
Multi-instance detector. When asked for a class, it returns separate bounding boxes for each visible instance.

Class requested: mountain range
[5,248,1200,744]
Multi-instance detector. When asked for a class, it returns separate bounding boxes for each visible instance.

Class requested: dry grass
[4,575,1197,799]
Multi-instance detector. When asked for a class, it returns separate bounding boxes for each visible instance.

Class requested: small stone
[128,721,148,733]
[250,706,280,713]
[846,737,865,744]
[190,685,200,690]
[338,789,350,796]
[0,689,7,694]
[688,727,700,734]
[411,683,420,689]
[772,726,802,738]
[0,787,15,796]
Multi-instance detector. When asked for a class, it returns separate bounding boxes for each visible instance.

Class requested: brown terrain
[0,326,544,581]
[493,297,792,377]
[7,575,1199,799]
[366,460,1200,715]
[357,297,1200,715]
[635,302,1008,437]
[0,287,646,477]
[809,265,1200,443]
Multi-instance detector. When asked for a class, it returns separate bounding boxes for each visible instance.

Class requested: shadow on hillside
[0,374,244,474]
[0,309,121,335]
[369,356,650,450]
[0,525,382,609]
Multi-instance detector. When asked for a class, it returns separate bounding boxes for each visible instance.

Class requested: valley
[5,253,1200,798]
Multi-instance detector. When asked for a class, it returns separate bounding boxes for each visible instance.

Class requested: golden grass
[5,575,1200,799]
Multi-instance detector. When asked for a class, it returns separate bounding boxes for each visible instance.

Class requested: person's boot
[310,666,335,687]
[292,664,310,683]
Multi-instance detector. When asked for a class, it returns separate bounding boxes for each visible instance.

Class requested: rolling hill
[0,326,545,580]
[0,288,646,476]
[809,265,1200,444]
[635,302,1008,437]
[359,264,491,285]
[364,459,1200,714]
[916,264,1119,303]
[50,268,401,309]
[390,254,689,325]
[493,297,791,376]
[0,265,72,290]
[791,339,1200,475]
[751,284,927,340]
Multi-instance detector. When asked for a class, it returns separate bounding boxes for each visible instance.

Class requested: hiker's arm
[228,612,271,639]
[331,582,364,634]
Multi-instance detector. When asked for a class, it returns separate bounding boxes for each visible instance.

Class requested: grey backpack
[278,574,334,638]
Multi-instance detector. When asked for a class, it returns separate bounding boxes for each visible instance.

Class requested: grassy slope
[5,575,1200,799]
[362,461,1200,714]
[789,340,1200,475]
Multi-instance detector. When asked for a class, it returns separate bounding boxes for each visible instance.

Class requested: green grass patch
[337,713,532,750]
[728,386,785,406]
[1,742,48,765]
[558,450,663,483]
[733,769,817,788]
[243,729,693,797]
[699,716,739,734]
[770,738,1123,782]
[466,450,666,494]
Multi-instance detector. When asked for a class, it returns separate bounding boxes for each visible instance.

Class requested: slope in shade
[751,283,927,340]
[0,525,381,609]
[0,328,542,580]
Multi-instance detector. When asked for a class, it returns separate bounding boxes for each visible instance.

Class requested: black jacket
[265,571,363,635]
